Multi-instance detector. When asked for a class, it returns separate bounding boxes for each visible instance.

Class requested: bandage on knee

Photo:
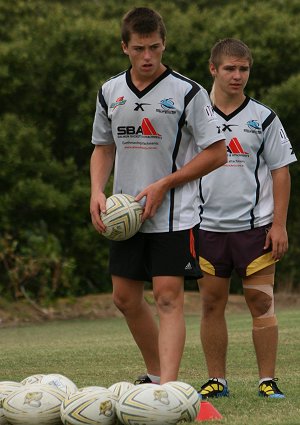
[243,273,276,326]
[253,315,278,329]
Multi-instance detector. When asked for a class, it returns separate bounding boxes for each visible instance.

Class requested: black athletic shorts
[199,224,276,278]
[109,225,202,282]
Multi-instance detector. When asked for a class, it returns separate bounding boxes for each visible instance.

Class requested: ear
[121,41,128,55]
[209,63,217,77]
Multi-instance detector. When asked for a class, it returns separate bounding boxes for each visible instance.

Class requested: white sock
[259,377,273,386]
[147,373,160,384]
[210,377,227,386]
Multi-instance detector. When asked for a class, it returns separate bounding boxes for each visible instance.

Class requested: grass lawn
[0,307,299,424]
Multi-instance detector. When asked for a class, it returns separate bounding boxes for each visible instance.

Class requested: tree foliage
[0,0,299,300]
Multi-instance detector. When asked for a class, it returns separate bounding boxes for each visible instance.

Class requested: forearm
[271,166,291,227]
[90,144,115,196]
[159,139,226,191]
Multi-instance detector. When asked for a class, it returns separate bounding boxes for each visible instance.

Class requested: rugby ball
[21,373,78,395]
[20,374,46,385]
[2,383,65,425]
[39,373,78,395]
[115,383,187,424]
[0,382,23,425]
[162,381,200,422]
[101,194,143,241]
[61,387,117,425]
[108,381,135,399]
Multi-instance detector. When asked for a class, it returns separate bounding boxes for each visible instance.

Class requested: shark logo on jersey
[244,119,262,134]
[156,98,176,114]
[247,120,261,130]
[110,96,127,110]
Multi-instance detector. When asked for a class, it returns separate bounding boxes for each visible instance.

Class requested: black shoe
[258,379,285,398]
[199,378,229,398]
[134,374,153,385]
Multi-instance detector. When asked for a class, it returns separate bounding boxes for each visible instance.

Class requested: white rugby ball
[108,381,135,399]
[162,381,200,422]
[21,373,77,395]
[101,194,143,241]
[0,382,23,425]
[3,383,65,425]
[39,373,78,395]
[61,387,117,425]
[20,374,46,385]
[116,383,186,425]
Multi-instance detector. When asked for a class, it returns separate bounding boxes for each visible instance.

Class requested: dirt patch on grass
[0,291,299,327]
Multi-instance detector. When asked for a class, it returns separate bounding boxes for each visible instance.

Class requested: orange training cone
[196,400,223,421]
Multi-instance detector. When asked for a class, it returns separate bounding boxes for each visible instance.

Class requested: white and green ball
[108,381,135,400]
[0,382,23,425]
[101,194,143,241]
[2,383,66,425]
[21,373,78,396]
[60,387,117,425]
[116,383,192,425]
[162,381,200,422]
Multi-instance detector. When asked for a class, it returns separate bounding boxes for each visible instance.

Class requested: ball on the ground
[21,373,77,395]
[2,383,65,425]
[100,194,143,241]
[21,374,46,385]
[0,382,23,425]
[60,387,117,425]
[39,374,78,395]
[108,381,135,399]
[162,381,200,422]
[116,383,188,425]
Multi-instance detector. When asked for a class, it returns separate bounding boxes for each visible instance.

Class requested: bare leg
[198,273,230,378]
[112,275,160,376]
[153,276,185,384]
[252,326,278,378]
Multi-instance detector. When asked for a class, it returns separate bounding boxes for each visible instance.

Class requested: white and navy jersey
[92,66,222,233]
[199,96,297,232]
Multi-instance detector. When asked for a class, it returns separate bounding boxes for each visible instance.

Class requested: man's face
[122,31,165,81]
[210,55,250,97]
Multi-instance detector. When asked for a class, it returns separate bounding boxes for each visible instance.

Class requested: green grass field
[0,307,299,424]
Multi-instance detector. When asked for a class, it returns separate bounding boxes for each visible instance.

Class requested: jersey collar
[126,65,172,99]
[213,95,250,121]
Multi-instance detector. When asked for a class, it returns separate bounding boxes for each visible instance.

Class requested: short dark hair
[121,7,166,45]
[210,38,253,68]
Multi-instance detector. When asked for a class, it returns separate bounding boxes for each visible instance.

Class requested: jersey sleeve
[91,87,114,146]
[262,113,297,170]
[185,87,223,150]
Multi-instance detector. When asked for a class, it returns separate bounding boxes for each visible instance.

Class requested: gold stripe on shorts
[246,252,278,277]
[199,256,216,275]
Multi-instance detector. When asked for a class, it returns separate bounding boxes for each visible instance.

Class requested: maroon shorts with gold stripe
[109,225,202,282]
[199,224,276,278]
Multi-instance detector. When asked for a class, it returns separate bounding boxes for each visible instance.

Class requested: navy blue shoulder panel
[251,98,276,131]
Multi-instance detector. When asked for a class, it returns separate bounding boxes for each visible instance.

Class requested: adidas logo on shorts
[185,262,192,270]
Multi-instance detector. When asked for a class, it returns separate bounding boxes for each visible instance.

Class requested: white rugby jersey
[199,96,297,232]
[92,66,222,233]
